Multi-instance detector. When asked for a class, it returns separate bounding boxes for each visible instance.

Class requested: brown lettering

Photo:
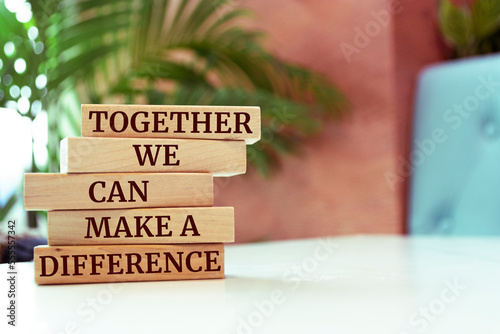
[125,253,144,274]
[186,251,202,272]
[215,112,231,133]
[146,252,162,273]
[89,254,105,275]
[131,111,149,132]
[89,111,108,132]
[134,216,154,238]
[156,215,172,237]
[152,112,168,133]
[170,112,189,133]
[205,250,221,272]
[73,255,87,276]
[89,181,106,203]
[107,254,123,274]
[192,112,212,133]
[40,255,58,277]
[234,112,252,133]
[109,111,128,132]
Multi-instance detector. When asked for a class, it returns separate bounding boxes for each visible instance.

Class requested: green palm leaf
[438,0,500,57]
[1,0,347,224]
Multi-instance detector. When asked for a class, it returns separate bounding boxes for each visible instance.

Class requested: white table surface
[1,235,499,334]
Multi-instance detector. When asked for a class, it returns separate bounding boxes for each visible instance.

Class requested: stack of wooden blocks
[24,104,260,285]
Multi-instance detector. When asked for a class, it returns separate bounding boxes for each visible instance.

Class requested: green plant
[0,0,346,226]
[438,0,500,57]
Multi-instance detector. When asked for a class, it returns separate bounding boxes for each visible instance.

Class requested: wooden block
[24,173,212,211]
[34,244,224,285]
[60,137,246,176]
[81,104,260,144]
[48,207,234,245]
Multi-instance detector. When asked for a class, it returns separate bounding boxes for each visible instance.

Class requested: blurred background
[1,0,499,259]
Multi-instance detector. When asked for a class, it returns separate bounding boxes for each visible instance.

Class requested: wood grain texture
[34,244,224,285]
[24,173,213,210]
[60,137,246,176]
[81,104,260,144]
[48,207,234,245]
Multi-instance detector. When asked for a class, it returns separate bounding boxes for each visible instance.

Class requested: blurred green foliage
[439,0,500,57]
[0,0,347,227]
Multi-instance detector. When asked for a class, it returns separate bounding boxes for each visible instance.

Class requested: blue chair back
[409,54,500,235]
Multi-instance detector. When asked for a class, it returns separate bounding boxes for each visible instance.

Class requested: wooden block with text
[60,137,246,176]
[24,173,213,210]
[81,104,260,144]
[34,243,224,285]
[48,207,234,245]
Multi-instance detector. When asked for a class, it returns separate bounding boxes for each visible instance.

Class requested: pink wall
[215,0,447,242]
[392,0,449,226]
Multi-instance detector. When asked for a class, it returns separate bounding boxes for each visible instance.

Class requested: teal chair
[409,54,500,235]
